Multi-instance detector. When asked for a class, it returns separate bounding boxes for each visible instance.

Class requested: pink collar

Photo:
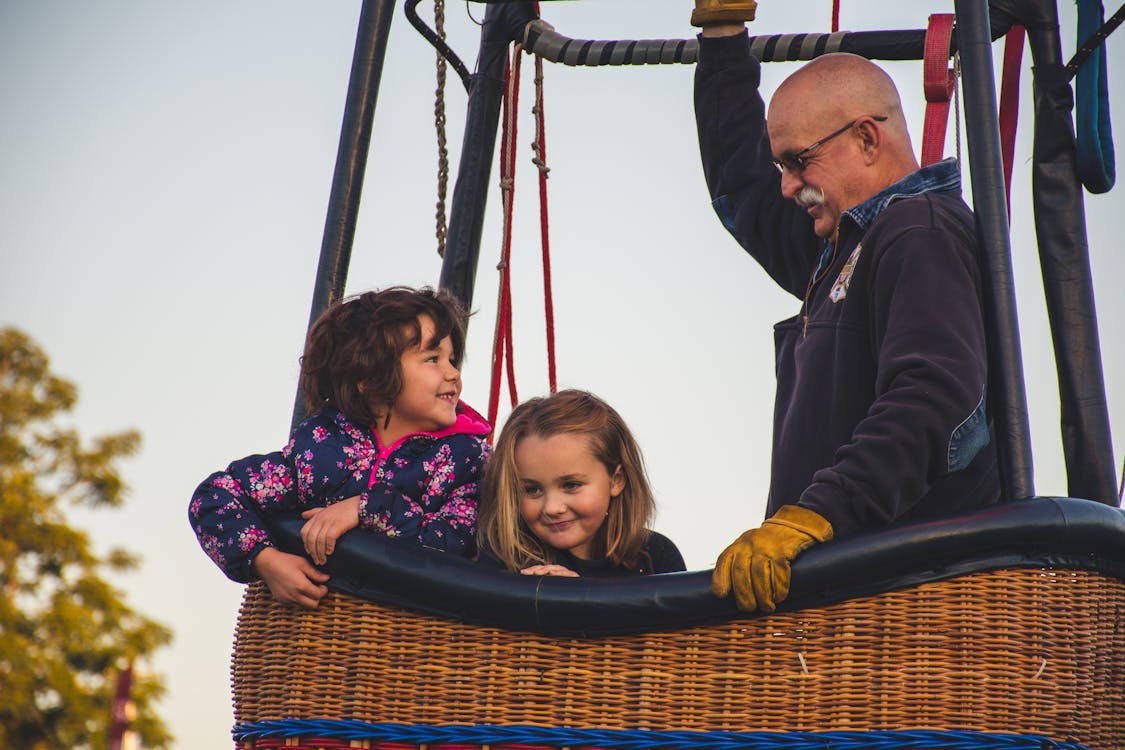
[373,400,491,459]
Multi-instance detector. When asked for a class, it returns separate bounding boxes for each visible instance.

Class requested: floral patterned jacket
[189,403,491,583]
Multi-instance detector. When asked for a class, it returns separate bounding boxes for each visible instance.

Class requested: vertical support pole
[291,0,396,430]
[1024,6,1119,505]
[439,2,539,310]
[954,0,1035,500]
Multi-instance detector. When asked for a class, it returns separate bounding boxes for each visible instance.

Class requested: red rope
[921,14,957,167]
[487,48,522,431]
[533,55,558,394]
[488,38,559,425]
[998,26,1025,220]
[831,0,840,33]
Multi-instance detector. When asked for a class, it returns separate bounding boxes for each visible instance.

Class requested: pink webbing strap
[998,26,1025,219]
[921,13,956,167]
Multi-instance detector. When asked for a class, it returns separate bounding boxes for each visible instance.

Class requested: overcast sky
[2,1,1122,748]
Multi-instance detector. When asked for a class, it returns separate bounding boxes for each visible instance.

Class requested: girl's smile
[515,432,624,560]
[380,315,461,445]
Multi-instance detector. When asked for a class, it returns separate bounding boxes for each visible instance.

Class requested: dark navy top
[477,531,687,577]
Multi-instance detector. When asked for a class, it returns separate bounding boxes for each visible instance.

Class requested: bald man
[693,7,1001,612]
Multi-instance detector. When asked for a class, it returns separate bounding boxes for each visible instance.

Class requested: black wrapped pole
[439,1,539,310]
[955,0,1035,500]
[1023,4,1119,504]
[291,0,396,430]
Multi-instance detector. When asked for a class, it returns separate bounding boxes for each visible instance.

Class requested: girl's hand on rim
[519,563,579,577]
[251,547,329,608]
[301,495,361,565]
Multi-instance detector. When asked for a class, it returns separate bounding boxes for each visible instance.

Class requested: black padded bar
[291,0,396,429]
[957,0,1036,501]
[523,20,941,65]
[439,1,538,310]
[268,497,1125,637]
[1004,0,1121,504]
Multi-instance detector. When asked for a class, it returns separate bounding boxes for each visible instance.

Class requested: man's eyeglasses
[772,115,888,174]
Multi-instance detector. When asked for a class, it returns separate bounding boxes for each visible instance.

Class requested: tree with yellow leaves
[0,328,171,749]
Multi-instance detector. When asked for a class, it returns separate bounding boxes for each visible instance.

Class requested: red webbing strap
[921,14,956,167]
[502,49,520,410]
[998,26,1025,220]
[487,47,522,431]
[831,0,840,33]
[532,54,558,394]
[502,51,520,416]
[248,742,487,749]
[248,743,605,750]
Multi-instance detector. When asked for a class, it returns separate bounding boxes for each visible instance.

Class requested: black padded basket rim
[266,496,1125,637]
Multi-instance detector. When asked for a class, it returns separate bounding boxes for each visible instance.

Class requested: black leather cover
[267,496,1125,637]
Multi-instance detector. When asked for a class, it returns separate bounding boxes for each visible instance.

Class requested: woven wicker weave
[232,568,1125,749]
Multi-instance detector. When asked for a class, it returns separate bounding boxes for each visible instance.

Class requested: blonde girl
[478,389,684,577]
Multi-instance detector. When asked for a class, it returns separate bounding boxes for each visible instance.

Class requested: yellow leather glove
[711,504,833,612]
[691,0,758,27]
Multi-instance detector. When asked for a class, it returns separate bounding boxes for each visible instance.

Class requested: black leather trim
[267,497,1125,636]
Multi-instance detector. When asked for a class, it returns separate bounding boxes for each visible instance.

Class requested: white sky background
[2,1,1122,747]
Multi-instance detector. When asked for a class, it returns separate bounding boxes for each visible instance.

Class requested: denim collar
[841,157,962,232]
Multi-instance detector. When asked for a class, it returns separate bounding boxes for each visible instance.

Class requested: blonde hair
[478,389,656,572]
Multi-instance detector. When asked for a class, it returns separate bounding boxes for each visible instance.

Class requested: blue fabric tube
[1076,0,1116,193]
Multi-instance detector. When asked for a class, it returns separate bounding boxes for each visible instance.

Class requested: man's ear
[857,119,880,163]
[610,465,626,498]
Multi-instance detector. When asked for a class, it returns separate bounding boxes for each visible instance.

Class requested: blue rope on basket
[232,720,1092,749]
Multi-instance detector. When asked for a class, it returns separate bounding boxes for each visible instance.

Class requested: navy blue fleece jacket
[695,31,1001,536]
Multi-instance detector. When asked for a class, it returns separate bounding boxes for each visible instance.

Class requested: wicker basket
[231,567,1125,749]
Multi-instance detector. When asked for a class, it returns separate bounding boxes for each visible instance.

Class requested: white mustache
[795,186,825,208]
